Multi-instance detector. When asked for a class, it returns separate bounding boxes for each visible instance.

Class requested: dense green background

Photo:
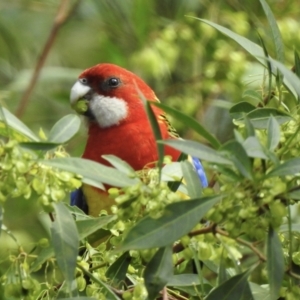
[1,0,299,156]
[1,1,300,298]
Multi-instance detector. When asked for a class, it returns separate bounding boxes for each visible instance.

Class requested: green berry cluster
[0,139,81,211]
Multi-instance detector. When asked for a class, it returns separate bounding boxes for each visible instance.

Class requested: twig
[215,228,267,262]
[16,0,81,118]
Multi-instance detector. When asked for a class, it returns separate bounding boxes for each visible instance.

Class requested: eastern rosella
[70,63,207,216]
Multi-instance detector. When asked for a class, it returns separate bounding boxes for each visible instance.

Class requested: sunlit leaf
[51,203,79,295]
[259,0,284,63]
[242,90,262,104]
[267,226,284,300]
[41,157,139,189]
[243,137,268,159]
[160,140,232,165]
[267,158,300,177]
[267,116,280,151]
[249,282,270,300]
[118,195,222,251]
[48,114,81,143]
[181,160,202,198]
[102,155,135,174]
[167,274,209,286]
[247,108,292,129]
[144,246,173,300]
[0,106,39,141]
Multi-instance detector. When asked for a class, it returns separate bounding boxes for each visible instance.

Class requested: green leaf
[269,58,300,99]
[294,50,300,78]
[181,160,202,198]
[0,205,2,236]
[242,90,262,104]
[267,158,300,177]
[56,297,96,300]
[160,139,232,165]
[41,157,139,189]
[249,282,270,300]
[102,155,135,174]
[144,246,173,300]
[118,195,222,251]
[267,226,284,300]
[145,100,164,178]
[76,215,116,240]
[20,141,61,151]
[221,141,253,180]
[230,102,256,120]
[167,274,208,287]
[206,269,254,300]
[247,108,292,129]
[51,203,79,295]
[243,137,268,159]
[105,252,131,288]
[259,0,284,63]
[218,250,229,285]
[150,101,221,149]
[244,116,255,137]
[267,116,280,151]
[48,114,81,143]
[30,245,54,272]
[0,106,39,141]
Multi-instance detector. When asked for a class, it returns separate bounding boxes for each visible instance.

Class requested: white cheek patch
[89,94,128,128]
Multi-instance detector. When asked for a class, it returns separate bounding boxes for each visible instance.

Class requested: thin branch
[215,228,267,262]
[16,0,81,118]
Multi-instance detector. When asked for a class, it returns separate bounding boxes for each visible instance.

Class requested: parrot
[69,63,207,216]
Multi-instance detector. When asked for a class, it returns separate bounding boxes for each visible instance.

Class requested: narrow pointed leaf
[243,137,268,159]
[246,108,292,128]
[51,203,79,294]
[160,139,232,165]
[20,141,61,151]
[195,19,266,67]
[105,252,131,288]
[267,226,284,300]
[218,250,229,285]
[0,106,39,141]
[151,101,221,149]
[221,141,253,180]
[259,0,284,63]
[249,282,270,300]
[145,100,163,177]
[76,215,116,240]
[41,157,139,189]
[48,114,81,143]
[267,158,300,177]
[267,116,280,151]
[269,58,300,98]
[167,274,206,286]
[144,246,173,300]
[118,195,222,251]
[181,161,202,198]
[294,50,300,78]
[102,155,135,174]
[244,117,255,137]
[230,102,256,120]
[242,90,262,104]
[206,269,254,300]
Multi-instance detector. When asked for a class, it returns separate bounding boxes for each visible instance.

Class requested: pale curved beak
[70,80,92,105]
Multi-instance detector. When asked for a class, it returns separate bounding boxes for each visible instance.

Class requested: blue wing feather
[192,157,208,188]
[70,188,89,214]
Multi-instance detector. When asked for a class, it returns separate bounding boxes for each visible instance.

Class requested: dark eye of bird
[108,77,120,88]
[80,78,88,85]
